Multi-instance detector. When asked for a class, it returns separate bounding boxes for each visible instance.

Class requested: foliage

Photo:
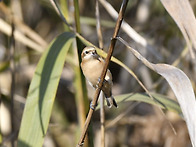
[0,0,196,147]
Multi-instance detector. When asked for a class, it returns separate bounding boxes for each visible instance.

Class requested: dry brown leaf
[160,0,196,58]
[118,37,196,147]
[0,18,44,52]
[99,0,161,60]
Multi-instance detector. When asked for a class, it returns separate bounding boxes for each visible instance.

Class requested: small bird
[81,46,118,108]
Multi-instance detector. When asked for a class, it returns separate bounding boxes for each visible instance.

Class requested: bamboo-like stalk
[73,0,86,127]
[77,0,129,146]
[73,1,90,147]
[96,0,103,49]
[50,0,88,130]
[95,1,105,146]
[9,20,15,147]
[73,0,81,33]
[100,93,105,147]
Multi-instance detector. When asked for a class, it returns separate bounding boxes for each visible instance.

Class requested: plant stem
[96,0,103,49]
[95,1,105,146]
[77,0,129,146]
[10,19,15,147]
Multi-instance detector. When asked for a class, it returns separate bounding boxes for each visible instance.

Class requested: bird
[80,46,118,108]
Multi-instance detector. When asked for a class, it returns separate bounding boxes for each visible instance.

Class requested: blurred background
[0,0,196,146]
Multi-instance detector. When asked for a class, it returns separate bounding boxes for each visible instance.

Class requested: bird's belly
[82,60,103,87]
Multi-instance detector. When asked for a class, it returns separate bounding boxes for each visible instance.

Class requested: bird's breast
[81,60,104,87]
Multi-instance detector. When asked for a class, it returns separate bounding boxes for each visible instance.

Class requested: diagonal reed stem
[77,0,129,146]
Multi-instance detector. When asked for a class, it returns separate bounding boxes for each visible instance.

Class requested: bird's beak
[90,52,98,60]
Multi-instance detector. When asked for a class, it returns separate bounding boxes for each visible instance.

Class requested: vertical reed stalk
[95,1,105,146]
[9,20,15,147]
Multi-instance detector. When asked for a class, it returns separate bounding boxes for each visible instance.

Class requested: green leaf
[116,93,181,113]
[96,93,181,114]
[18,32,75,147]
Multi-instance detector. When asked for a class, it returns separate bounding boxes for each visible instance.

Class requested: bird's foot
[90,101,97,110]
[96,77,106,88]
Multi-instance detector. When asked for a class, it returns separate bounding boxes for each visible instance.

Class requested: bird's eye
[85,51,89,54]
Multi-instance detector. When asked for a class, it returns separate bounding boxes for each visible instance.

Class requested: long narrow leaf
[18,32,75,147]
[96,93,181,114]
[118,37,196,147]
[116,93,181,113]
[160,0,196,57]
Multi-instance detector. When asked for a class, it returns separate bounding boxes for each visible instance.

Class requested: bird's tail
[105,96,118,108]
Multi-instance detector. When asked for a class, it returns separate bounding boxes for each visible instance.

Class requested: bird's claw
[98,77,101,83]
[90,101,97,110]
[96,77,106,88]
[78,142,84,147]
